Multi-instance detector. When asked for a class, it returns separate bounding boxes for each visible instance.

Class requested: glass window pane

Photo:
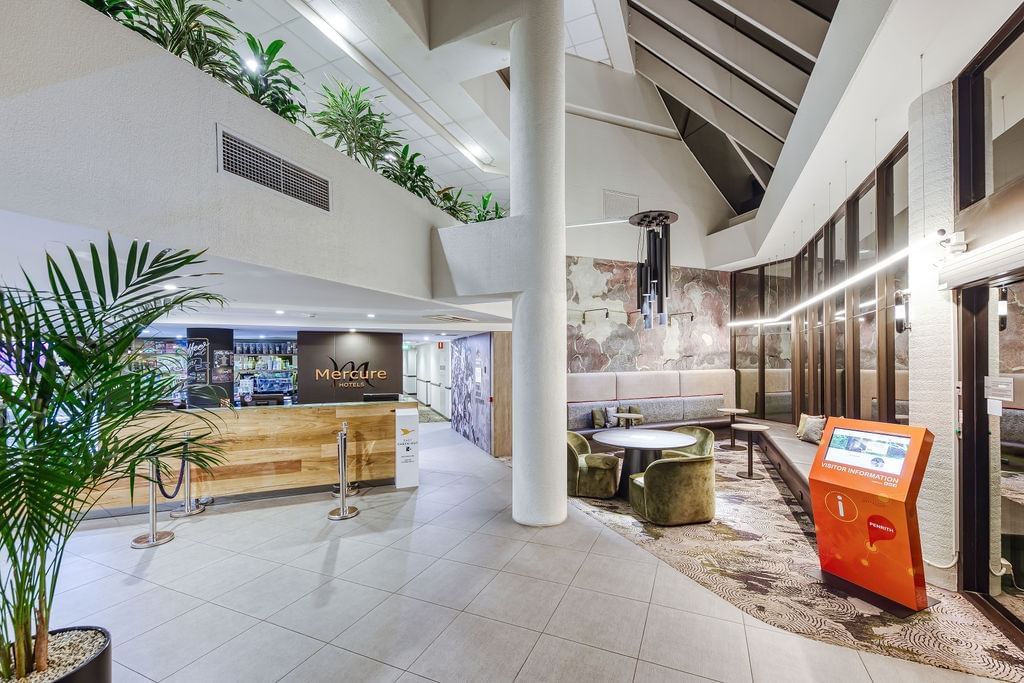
[859,310,878,419]
[987,38,1024,192]
[735,325,760,415]
[834,320,846,417]
[764,261,794,422]
[858,187,877,306]
[831,216,847,317]
[892,153,909,424]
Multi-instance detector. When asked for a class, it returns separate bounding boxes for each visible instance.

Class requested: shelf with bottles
[234,340,297,356]
[233,355,297,372]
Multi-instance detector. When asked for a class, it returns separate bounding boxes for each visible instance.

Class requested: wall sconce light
[999,287,1008,332]
[669,311,695,326]
[895,290,911,334]
[582,308,610,325]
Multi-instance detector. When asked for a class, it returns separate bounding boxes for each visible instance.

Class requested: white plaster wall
[565,115,733,268]
[0,0,454,301]
[908,83,958,589]
[414,342,450,417]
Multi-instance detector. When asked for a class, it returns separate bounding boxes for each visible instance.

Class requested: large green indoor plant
[233,33,310,128]
[132,0,240,84]
[0,238,225,679]
[313,82,403,171]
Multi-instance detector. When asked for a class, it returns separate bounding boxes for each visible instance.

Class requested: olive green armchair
[567,431,620,499]
[628,453,715,525]
[666,426,716,458]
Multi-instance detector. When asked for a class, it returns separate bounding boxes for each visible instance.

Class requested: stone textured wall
[566,256,731,372]
[1001,282,1024,372]
[908,83,958,590]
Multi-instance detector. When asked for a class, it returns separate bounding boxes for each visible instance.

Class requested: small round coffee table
[732,423,771,480]
[717,408,750,451]
[612,412,643,429]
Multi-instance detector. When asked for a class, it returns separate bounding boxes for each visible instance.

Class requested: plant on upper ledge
[232,33,311,130]
[82,0,137,21]
[382,144,436,201]
[78,0,507,223]
[473,192,507,222]
[435,186,476,223]
[314,82,403,171]
[132,0,239,84]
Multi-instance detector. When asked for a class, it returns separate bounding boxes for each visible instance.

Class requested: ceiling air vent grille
[424,314,477,323]
[221,131,330,211]
[603,189,639,220]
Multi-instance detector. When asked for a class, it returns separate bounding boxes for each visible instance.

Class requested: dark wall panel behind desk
[297,331,403,403]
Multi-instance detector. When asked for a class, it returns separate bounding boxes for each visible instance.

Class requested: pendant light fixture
[631,210,678,329]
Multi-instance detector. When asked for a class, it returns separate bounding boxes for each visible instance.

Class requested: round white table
[612,412,643,429]
[717,408,750,451]
[592,428,697,498]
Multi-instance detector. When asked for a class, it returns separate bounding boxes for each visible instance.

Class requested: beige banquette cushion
[567,369,736,406]
[566,372,616,403]
[616,371,680,400]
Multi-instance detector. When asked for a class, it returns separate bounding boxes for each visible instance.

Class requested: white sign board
[395,408,420,488]
[984,376,1015,402]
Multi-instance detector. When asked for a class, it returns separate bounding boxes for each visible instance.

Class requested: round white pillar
[510,0,567,527]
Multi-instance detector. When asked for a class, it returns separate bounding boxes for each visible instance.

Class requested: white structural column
[907,83,958,590]
[510,0,568,526]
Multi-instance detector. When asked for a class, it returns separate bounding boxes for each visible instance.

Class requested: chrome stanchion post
[131,459,175,548]
[170,431,205,519]
[328,422,358,521]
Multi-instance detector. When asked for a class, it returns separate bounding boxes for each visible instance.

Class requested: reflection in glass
[764,261,794,422]
[996,282,1024,619]
[858,307,878,419]
[858,187,877,307]
[987,38,1024,191]
[892,153,910,423]
[734,268,760,415]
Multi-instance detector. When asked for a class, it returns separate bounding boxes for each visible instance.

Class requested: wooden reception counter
[97,398,418,512]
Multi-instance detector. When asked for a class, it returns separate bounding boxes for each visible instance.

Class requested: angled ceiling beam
[636,47,782,165]
[594,0,635,73]
[727,136,771,189]
[632,0,808,107]
[629,11,793,140]
[707,0,829,63]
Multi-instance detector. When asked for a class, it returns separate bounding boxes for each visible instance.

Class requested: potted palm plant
[0,237,225,681]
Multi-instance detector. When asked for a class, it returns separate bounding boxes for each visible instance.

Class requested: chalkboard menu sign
[185,338,210,389]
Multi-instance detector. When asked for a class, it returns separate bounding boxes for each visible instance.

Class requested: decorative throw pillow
[626,405,645,425]
[592,408,606,429]
[604,406,619,427]
[800,416,827,445]
[795,413,824,438]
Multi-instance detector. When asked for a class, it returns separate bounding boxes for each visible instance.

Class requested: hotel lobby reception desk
[97,399,418,511]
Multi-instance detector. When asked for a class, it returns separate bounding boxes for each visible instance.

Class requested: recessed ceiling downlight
[367,313,375,318]
[274,310,285,315]
[163,284,178,291]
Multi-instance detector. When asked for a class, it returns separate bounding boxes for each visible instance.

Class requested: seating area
[567,369,736,437]
[565,368,821,524]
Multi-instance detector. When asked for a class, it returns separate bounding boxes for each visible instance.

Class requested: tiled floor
[59,424,990,682]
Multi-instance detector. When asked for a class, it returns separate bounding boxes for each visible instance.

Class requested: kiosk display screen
[823,427,911,476]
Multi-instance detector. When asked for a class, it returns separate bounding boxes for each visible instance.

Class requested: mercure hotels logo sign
[315,359,388,388]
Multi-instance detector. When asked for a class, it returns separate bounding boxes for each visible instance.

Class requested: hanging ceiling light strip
[728,241,922,327]
[630,210,678,329]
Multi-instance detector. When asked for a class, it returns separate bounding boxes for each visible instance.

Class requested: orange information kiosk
[808,417,934,611]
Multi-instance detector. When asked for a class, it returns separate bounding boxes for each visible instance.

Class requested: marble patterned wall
[450,333,492,453]
[567,256,731,373]
[1002,282,1024,373]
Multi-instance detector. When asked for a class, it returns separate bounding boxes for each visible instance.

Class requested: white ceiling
[745,0,1023,268]
[0,211,511,334]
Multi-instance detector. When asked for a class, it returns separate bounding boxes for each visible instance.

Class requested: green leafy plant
[382,144,436,200]
[233,33,310,128]
[132,0,240,84]
[313,82,404,171]
[82,0,138,22]
[434,186,475,223]
[471,192,506,222]
[0,237,226,678]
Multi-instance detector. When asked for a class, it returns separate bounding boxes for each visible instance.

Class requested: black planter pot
[49,626,111,683]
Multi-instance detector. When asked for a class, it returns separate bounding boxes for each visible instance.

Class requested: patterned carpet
[417,406,449,423]
[572,441,1024,681]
